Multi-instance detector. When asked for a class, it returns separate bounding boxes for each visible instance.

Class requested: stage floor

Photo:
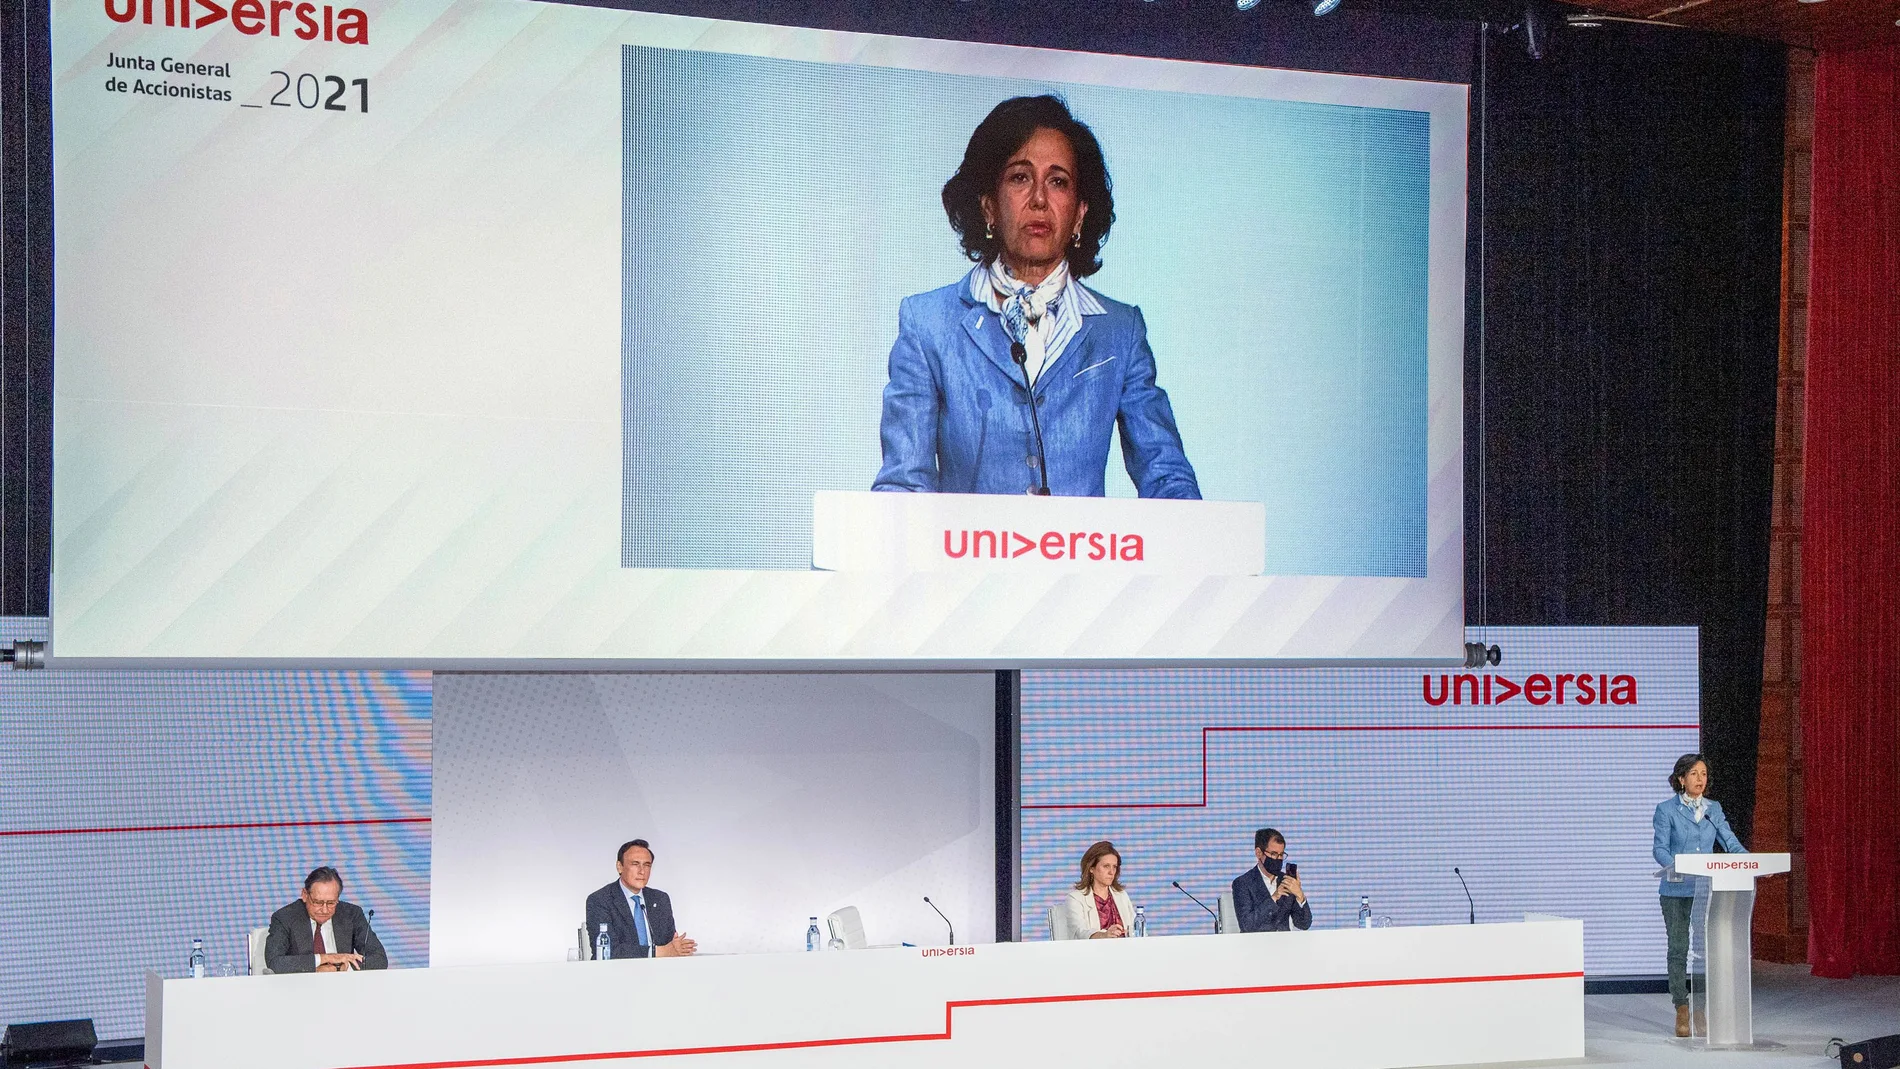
[100,963,1897,1069]
[1448,962,1900,1069]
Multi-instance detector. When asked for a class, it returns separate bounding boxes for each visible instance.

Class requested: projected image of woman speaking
[871,95,1200,499]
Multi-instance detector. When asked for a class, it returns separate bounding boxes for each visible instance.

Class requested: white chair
[247,926,272,975]
[1218,892,1240,935]
[825,906,868,950]
[1047,901,1077,941]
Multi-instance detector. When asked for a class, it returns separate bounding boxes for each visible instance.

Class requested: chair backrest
[825,906,867,950]
[1047,901,1075,941]
[248,926,271,975]
[1218,892,1240,935]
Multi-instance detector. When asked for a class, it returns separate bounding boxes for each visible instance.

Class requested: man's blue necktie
[632,895,651,949]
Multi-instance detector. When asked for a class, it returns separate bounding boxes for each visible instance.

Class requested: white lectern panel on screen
[1674,852,1791,1048]
[811,490,1266,573]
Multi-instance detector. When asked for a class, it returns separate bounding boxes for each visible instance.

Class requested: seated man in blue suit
[874,95,1199,499]
[584,839,697,959]
[1231,827,1312,933]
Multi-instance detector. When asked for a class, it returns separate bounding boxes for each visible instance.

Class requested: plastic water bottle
[188,938,207,978]
[806,916,822,952]
[1359,896,1373,929]
[594,922,612,961]
[1132,905,1147,938]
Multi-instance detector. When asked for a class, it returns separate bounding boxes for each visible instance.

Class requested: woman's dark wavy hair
[1668,753,1709,793]
[941,95,1115,278]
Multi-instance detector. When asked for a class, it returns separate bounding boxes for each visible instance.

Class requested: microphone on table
[923,896,955,946]
[1009,340,1052,496]
[1453,867,1475,924]
[1172,881,1222,934]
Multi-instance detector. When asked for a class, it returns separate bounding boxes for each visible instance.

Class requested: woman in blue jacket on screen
[872,95,1200,499]
[1652,752,1745,1037]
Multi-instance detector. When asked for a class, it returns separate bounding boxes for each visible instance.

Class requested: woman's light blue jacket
[872,272,1200,499]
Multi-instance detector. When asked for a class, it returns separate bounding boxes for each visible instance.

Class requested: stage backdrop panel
[430,672,996,964]
[1019,625,1699,976]
[0,618,431,1042]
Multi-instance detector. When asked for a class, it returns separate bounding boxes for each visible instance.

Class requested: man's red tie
[314,924,327,955]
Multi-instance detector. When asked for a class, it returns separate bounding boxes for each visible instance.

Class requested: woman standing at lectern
[1652,752,1746,1037]
[871,95,1199,499]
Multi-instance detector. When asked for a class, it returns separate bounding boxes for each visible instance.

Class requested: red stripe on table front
[1024,722,1701,810]
[335,969,1585,1068]
[0,816,431,838]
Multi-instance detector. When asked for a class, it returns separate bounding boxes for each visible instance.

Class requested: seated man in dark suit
[584,839,697,959]
[1231,827,1312,933]
[265,866,388,973]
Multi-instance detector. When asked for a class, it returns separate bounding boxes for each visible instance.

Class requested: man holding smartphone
[1231,828,1312,933]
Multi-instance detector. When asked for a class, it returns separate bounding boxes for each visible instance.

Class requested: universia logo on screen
[105,0,369,43]
[1421,672,1638,706]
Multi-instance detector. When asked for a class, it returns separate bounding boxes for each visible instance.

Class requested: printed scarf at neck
[1680,793,1708,823]
[987,258,1071,386]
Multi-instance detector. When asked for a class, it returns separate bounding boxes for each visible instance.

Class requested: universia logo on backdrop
[105,0,369,43]
[1421,671,1639,706]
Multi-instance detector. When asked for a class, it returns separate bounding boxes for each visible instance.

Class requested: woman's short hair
[942,95,1115,278]
[1074,840,1124,891]
[1669,753,1709,793]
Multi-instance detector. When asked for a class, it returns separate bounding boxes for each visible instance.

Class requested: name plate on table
[812,491,1266,574]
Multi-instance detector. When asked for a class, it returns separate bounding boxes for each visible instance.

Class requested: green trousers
[1661,894,1694,1005]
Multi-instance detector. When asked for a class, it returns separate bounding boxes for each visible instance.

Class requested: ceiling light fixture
[1311,0,1342,14]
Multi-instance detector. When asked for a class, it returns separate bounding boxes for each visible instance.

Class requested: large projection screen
[49,2,1466,666]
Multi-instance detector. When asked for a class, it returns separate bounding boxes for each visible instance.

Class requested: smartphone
[1284,862,1298,879]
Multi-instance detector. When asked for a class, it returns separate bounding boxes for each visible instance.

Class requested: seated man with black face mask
[1231,827,1311,933]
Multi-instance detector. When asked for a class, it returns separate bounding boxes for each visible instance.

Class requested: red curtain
[1803,42,1900,979]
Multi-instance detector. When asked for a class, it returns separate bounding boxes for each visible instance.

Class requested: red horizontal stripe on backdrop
[0,816,430,838]
[325,969,1584,1069]
[1023,722,1701,810]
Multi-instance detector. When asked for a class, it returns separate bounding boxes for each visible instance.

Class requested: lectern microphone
[1453,867,1475,924]
[1009,341,1052,496]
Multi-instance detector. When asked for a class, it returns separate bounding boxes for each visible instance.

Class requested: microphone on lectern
[1453,867,1476,924]
[1009,341,1052,496]
[923,896,955,946]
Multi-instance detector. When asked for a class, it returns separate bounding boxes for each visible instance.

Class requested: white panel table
[147,921,1583,1069]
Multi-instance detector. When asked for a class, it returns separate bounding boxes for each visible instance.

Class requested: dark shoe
[1675,1004,1691,1038]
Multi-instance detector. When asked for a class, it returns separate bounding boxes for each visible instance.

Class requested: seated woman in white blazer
[1066,841,1136,939]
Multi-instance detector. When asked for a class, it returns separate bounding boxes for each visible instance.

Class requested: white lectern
[1673,852,1791,1047]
